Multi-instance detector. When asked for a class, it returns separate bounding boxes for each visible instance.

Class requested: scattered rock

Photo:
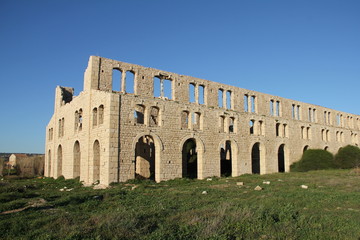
[301,185,308,189]
[254,186,263,191]
[236,182,244,186]
[202,191,208,194]
[131,185,138,190]
[277,179,283,182]
[93,184,107,190]
[66,188,73,191]
[263,181,270,185]
[206,178,212,181]
[59,188,65,192]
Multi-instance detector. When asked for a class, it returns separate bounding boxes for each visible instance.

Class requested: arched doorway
[182,138,197,178]
[303,145,309,153]
[57,145,62,177]
[220,140,232,177]
[73,141,81,178]
[278,144,285,173]
[251,143,260,174]
[135,135,155,180]
[93,140,100,182]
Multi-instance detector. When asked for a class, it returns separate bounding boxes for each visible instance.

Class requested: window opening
[244,95,249,112]
[226,91,232,109]
[199,85,205,105]
[251,96,256,113]
[125,71,135,93]
[189,83,195,103]
[181,111,189,129]
[218,89,223,108]
[134,105,145,124]
[149,107,159,127]
[112,68,122,92]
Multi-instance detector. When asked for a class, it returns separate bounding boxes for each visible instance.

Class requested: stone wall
[45,56,360,186]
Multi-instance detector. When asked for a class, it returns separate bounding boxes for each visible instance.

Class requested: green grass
[1,170,360,239]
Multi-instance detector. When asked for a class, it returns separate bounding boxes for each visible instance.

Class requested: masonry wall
[45,56,360,186]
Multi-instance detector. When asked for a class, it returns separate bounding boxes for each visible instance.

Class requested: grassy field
[1,170,360,240]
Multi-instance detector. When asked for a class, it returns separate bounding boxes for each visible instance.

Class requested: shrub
[291,149,335,172]
[334,145,360,169]
[0,158,4,176]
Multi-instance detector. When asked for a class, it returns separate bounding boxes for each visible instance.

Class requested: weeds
[1,170,360,239]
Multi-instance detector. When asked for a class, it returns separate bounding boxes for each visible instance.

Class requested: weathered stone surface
[254,186,263,191]
[45,56,360,186]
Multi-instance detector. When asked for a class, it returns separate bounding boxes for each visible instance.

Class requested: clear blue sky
[0,0,359,153]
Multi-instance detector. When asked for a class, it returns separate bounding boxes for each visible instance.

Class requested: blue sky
[0,0,359,153]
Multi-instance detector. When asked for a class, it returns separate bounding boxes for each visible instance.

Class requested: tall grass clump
[334,145,360,169]
[291,149,335,172]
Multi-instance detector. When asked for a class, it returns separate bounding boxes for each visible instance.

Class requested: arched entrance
[182,138,197,178]
[251,143,260,174]
[303,145,309,153]
[93,140,100,182]
[220,140,232,177]
[73,141,81,178]
[57,145,62,177]
[278,144,285,173]
[135,135,155,180]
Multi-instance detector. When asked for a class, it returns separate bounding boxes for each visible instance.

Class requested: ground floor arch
[57,145,62,177]
[303,145,309,152]
[220,140,232,177]
[135,135,156,180]
[278,144,285,173]
[93,140,100,182]
[251,142,261,174]
[73,141,81,178]
[182,138,197,178]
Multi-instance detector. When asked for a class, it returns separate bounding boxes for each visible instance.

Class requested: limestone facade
[45,56,360,186]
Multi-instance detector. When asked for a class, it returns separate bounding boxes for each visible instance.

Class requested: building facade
[45,56,360,186]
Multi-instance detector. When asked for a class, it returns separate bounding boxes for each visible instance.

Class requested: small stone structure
[45,56,360,186]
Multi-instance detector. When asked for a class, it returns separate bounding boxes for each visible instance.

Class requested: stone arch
[93,140,100,183]
[135,135,156,180]
[131,132,163,182]
[179,135,205,179]
[57,145,62,177]
[219,139,239,177]
[303,145,309,152]
[324,146,329,151]
[73,141,81,178]
[278,144,285,173]
[251,142,261,174]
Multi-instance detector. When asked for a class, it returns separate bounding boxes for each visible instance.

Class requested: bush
[291,149,335,172]
[334,145,360,169]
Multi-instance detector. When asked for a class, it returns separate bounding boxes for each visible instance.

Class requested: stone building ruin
[45,56,360,186]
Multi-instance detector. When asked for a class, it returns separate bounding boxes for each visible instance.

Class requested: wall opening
[149,106,160,127]
[199,85,205,104]
[92,108,98,127]
[153,77,161,97]
[125,71,135,93]
[250,120,255,135]
[303,145,309,152]
[193,112,201,130]
[270,100,274,116]
[226,91,232,109]
[73,141,81,178]
[163,79,172,99]
[251,96,256,113]
[182,138,197,179]
[220,140,232,177]
[276,123,280,137]
[112,68,122,92]
[244,95,249,112]
[218,89,223,108]
[135,135,155,180]
[229,117,235,133]
[134,105,145,124]
[251,142,260,174]
[189,83,195,103]
[93,140,100,182]
[220,116,225,132]
[278,144,285,173]
[98,105,104,124]
[181,111,189,129]
[57,145,62,177]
